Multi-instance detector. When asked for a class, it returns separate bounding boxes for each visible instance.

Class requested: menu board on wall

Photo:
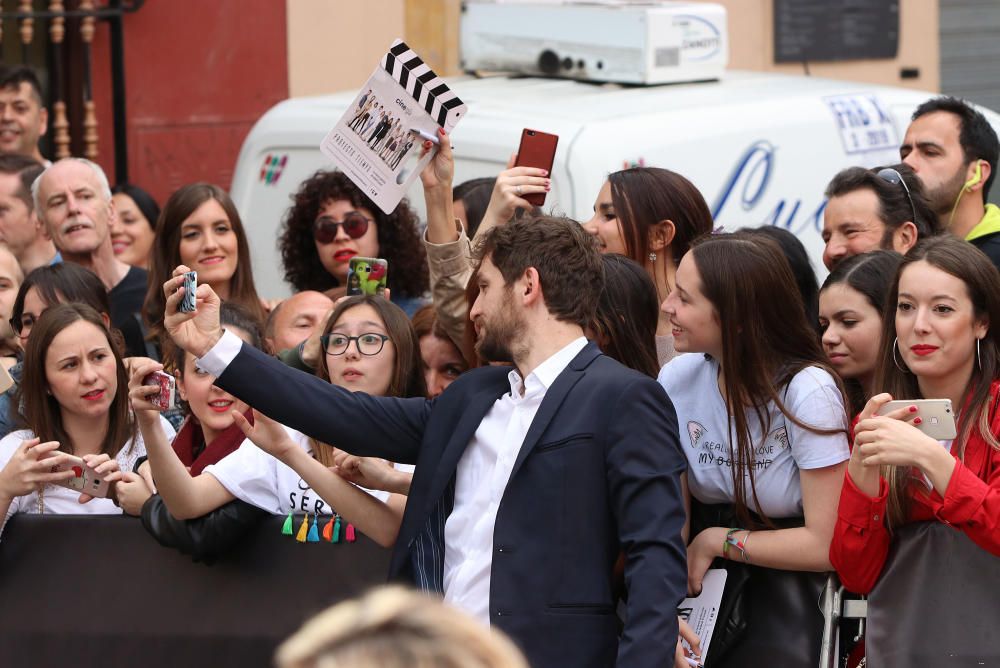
[774,0,899,63]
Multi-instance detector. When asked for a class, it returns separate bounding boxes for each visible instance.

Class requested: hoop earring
[649,252,657,262]
[893,337,910,373]
[977,337,982,371]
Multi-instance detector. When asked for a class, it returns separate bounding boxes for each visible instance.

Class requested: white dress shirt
[198,329,590,624]
[443,336,588,624]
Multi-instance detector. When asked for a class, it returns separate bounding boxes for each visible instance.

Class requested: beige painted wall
[706,0,940,92]
[286,0,405,97]
[287,0,939,97]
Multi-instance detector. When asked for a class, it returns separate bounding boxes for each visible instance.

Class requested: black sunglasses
[313,212,371,244]
[876,168,918,227]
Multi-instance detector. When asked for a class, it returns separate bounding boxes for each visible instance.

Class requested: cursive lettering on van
[712,140,828,237]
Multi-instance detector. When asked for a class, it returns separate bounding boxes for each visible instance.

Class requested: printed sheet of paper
[320,39,467,214]
[678,568,727,662]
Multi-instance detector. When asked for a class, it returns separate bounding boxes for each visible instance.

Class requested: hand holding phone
[48,453,112,498]
[142,371,178,411]
[513,128,558,207]
[879,399,957,440]
[179,271,197,313]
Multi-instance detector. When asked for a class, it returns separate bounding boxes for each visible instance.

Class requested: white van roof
[232,71,1000,297]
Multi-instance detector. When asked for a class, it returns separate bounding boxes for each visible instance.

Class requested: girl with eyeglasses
[831,235,1000,593]
[144,183,267,347]
[128,295,425,548]
[278,170,429,316]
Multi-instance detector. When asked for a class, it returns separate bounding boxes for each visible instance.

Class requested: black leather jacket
[140,494,269,563]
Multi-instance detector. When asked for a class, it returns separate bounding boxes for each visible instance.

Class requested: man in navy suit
[163,216,688,667]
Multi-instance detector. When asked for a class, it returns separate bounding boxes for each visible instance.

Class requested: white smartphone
[48,454,111,498]
[880,399,957,440]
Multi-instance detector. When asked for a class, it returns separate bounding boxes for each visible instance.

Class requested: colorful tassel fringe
[281,512,293,535]
[295,514,309,542]
[322,517,335,542]
[345,522,356,542]
[307,515,320,542]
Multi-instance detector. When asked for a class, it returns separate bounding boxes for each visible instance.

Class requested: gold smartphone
[880,399,957,440]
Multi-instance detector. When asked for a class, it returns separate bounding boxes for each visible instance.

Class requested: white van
[230,71,1000,297]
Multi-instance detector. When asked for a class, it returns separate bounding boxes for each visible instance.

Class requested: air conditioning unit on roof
[460,1,728,86]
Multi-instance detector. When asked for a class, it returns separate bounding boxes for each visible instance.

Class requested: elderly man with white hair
[31,157,151,358]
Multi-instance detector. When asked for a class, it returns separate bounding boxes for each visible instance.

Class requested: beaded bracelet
[724,528,750,562]
[722,527,740,558]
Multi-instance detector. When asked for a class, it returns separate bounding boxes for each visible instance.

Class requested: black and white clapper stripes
[382,39,466,129]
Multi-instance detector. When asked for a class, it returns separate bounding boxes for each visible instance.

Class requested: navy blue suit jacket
[214,340,687,668]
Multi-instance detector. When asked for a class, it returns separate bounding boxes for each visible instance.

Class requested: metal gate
[940,0,1000,111]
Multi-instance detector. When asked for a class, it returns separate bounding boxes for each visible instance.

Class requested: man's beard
[925,167,969,219]
[474,303,522,364]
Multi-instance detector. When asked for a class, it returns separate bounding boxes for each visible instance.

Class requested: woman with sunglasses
[278,170,428,316]
[144,183,267,347]
[128,294,425,548]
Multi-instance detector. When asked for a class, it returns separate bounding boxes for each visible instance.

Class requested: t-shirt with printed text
[658,353,850,518]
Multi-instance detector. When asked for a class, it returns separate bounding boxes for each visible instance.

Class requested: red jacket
[830,382,1000,594]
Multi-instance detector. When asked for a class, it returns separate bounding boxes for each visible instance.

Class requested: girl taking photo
[129,295,424,548]
[659,232,850,667]
[0,305,150,530]
[114,303,268,516]
[830,235,1000,593]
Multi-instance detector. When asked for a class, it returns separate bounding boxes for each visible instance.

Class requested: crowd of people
[0,60,999,668]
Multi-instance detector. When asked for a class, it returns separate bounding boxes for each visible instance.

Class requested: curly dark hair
[279,170,429,298]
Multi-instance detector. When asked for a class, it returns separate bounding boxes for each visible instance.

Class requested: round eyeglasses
[10,312,39,340]
[313,212,372,244]
[321,332,390,356]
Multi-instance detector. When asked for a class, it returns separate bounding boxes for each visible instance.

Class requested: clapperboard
[320,39,467,214]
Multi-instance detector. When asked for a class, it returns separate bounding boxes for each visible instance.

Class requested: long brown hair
[144,183,266,344]
[691,232,848,527]
[608,167,714,269]
[312,296,426,465]
[873,235,1000,528]
[18,303,136,457]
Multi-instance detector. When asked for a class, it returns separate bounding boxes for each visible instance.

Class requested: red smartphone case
[514,129,558,207]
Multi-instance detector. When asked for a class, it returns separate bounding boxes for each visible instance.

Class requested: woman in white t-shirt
[0,304,150,530]
[129,295,425,547]
[658,232,850,667]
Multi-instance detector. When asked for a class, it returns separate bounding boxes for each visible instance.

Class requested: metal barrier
[0,514,392,668]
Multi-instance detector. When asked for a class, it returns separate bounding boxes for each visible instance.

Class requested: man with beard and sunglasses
[31,158,150,357]
[821,163,939,270]
[164,215,688,668]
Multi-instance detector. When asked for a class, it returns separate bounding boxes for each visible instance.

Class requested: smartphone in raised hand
[513,128,558,207]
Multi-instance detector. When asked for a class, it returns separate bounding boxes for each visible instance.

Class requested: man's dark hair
[0,153,43,211]
[912,96,1000,198]
[0,65,44,105]
[475,215,604,328]
[825,163,940,240]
